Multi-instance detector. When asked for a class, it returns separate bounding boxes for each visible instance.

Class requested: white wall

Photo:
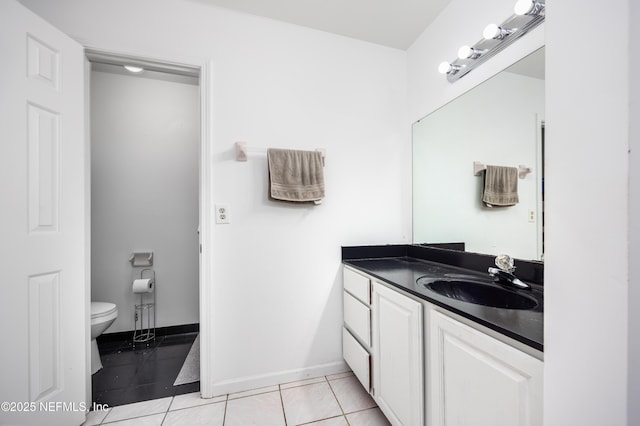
[90,66,200,333]
[630,1,640,424]
[413,71,544,260]
[19,0,411,393]
[545,1,630,425]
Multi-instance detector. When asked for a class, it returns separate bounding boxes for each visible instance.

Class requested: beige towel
[482,165,519,207]
[267,148,325,203]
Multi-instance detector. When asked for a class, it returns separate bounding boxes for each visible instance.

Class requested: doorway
[86,50,202,406]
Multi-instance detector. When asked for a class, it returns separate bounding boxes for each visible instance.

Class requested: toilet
[91,301,118,374]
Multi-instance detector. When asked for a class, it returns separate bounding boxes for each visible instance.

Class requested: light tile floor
[83,371,391,426]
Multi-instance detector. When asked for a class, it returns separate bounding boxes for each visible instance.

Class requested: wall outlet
[215,204,230,224]
[528,210,535,223]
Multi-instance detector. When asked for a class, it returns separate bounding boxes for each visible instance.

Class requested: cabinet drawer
[342,327,370,391]
[344,291,371,347]
[343,267,370,305]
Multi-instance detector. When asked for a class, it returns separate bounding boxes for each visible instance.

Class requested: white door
[0,1,87,425]
[371,282,423,426]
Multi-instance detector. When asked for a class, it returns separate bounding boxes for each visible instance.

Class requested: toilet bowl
[91,301,118,374]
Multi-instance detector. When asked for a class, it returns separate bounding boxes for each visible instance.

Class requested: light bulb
[514,0,534,15]
[483,23,512,40]
[483,24,500,40]
[438,62,452,74]
[457,45,472,60]
[124,65,144,73]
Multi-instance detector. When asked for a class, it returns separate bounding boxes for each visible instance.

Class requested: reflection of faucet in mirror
[488,254,531,290]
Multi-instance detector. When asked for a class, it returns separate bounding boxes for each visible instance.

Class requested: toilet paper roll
[132,278,154,293]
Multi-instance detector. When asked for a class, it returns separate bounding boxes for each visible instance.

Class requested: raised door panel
[372,282,423,426]
[28,272,61,401]
[343,267,370,305]
[429,310,543,426]
[27,35,61,91]
[27,103,60,233]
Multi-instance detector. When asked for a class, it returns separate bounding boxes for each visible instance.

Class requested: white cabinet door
[372,282,423,426]
[429,310,543,426]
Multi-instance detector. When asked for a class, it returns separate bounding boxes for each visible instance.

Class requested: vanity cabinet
[372,281,424,426]
[343,264,542,426]
[428,310,543,426]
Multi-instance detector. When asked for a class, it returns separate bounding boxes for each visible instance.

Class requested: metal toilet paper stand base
[133,269,156,345]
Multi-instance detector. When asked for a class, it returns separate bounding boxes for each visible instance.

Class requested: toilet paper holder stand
[133,268,156,345]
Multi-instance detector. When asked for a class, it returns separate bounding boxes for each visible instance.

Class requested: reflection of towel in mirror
[482,165,518,207]
[267,148,325,203]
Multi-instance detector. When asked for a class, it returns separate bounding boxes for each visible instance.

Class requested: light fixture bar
[441,0,545,83]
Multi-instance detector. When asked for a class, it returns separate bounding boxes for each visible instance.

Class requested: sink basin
[417,278,538,310]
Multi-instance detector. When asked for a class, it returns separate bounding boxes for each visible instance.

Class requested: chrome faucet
[488,254,531,290]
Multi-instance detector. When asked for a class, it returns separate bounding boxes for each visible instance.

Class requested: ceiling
[195,0,453,50]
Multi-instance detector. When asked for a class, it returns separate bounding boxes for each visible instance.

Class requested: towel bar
[473,161,531,179]
[235,141,325,166]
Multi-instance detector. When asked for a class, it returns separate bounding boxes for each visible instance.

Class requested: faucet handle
[495,254,516,273]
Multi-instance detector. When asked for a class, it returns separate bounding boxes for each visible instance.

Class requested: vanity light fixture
[124,65,144,73]
[439,0,545,83]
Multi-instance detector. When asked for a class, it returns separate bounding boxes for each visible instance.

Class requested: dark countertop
[343,256,543,352]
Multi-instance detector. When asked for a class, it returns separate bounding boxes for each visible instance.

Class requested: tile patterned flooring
[92,332,200,407]
[83,371,391,426]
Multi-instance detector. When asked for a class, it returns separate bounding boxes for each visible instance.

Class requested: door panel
[28,272,61,401]
[27,34,61,91]
[0,1,86,425]
[27,103,61,232]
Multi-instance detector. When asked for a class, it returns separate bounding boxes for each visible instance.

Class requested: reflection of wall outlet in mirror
[215,204,230,224]
[528,210,535,223]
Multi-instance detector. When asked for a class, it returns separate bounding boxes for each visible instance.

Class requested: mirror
[413,48,545,261]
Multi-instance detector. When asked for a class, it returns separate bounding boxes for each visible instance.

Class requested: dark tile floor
[92,332,199,407]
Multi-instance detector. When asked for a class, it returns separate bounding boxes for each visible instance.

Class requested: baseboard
[205,360,350,398]
[98,323,199,344]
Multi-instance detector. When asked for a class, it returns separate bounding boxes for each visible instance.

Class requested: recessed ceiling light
[124,65,144,73]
